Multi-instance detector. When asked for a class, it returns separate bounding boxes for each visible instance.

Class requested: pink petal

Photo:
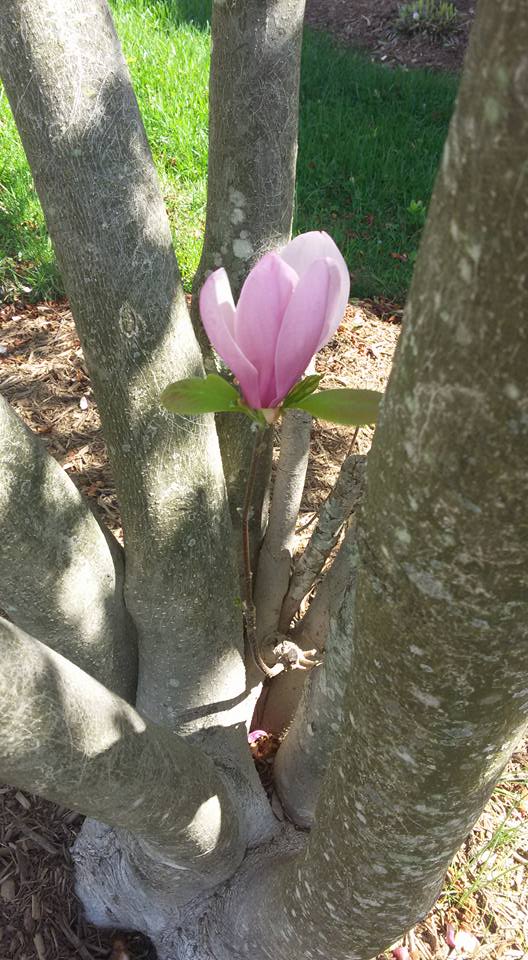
[392,948,411,960]
[273,257,342,404]
[234,253,298,408]
[248,729,268,744]
[445,923,457,949]
[199,268,260,408]
[454,929,478,954]
[279,231,350,339]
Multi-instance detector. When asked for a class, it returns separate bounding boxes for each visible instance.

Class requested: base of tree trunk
[73,821,174,937]
[73,819,305,960]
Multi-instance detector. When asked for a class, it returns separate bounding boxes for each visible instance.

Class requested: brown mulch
[1,295,527,960]
[0,296,400,531]
[305,0,477,72]
[305,299,401,511]
[438,744,528,960]
[0,786,155,960]
[0,301,121,540]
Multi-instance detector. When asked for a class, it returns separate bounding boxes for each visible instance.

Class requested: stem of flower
[242,426,275,679]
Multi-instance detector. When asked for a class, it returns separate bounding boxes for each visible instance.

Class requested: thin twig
[348,425,360,456]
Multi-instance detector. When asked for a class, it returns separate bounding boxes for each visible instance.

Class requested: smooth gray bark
[270,534,359,818]
[0,0,245,740]
[0,617,245,903]
[0,395,136,701]
[261,456,364,735]
[254,410,312,654]
[193,0,306,305]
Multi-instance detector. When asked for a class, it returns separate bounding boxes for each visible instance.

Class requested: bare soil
[1,296,527,960]
[305,0,477,72]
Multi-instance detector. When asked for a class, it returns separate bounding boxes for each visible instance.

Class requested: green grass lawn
[0,0,458,303]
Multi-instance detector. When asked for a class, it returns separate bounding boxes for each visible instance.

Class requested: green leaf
[282,374,323,408]
[291,388,382,425]
[161,374,241,415]
[236,403,268,427]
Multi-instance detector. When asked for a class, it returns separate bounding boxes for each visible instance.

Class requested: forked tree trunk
[0,0,250,742]
[0,1,527,958]
[0,0,275,863]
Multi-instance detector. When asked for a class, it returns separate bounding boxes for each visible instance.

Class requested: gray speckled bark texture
[0,395,136,701]
[260,454,365,738]
[271,534,360,823]
[194,0,306,304]
[0,618,245,904]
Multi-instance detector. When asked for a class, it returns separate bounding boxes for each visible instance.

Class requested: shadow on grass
[0,156,62,300]
[136,0,211,29]
[295,30,458,300]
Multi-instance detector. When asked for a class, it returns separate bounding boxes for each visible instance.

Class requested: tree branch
[0,617,245,901]
[294,519,357,651]
[241,427,276,679]
[190,0,307,556]
[0,0,245,736]
[279,453,366,632]
[259,522,358,738]
[259,454,365,736]
[0,395,136,701]
[192,0,307,309]
[272,532,359,824]
[254,410,312,654]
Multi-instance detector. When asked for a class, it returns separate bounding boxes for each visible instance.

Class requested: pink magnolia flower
[199,232,350,410]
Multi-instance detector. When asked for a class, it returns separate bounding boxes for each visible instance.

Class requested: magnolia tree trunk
[1,1,528,958]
